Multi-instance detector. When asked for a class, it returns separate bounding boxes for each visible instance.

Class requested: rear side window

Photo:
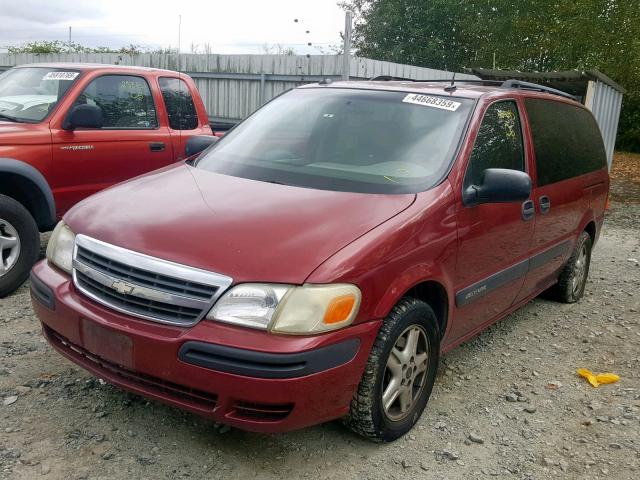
[525,98,606,186]
[74,75,157,129]
[465,100,525,187]
[158,77,198,130]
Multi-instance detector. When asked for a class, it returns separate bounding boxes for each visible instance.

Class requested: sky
[0,0,347,54]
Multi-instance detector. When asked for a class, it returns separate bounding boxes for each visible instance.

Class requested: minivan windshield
[196,88,474,194]
[0,67,81,122]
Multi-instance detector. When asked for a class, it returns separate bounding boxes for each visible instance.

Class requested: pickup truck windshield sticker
[43,71,79,81]
[497,108,518,140]
[402,94,461,112]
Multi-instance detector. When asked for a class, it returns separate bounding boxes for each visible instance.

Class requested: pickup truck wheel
[548,231,593,303]
[0,195,39,298]
[344,297,440,442]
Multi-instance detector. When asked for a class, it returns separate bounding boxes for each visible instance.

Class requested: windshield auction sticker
[42,71,79,81]
[402,94,461,111]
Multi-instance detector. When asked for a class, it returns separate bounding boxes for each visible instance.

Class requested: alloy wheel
[571,243,588,295]
[382,325,429,421]
[0,218,21,277]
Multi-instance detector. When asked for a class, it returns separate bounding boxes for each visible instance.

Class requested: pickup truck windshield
[196,88,474,194]
[0,67,81,122]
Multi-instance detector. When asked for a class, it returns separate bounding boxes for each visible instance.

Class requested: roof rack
[369,75,502,85]
[368,75,578,100]
[369,75,415,81]
[500,79,578,100]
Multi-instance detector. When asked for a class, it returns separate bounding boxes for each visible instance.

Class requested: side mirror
[62,104,103,130]
[463,168,531,206]
[185,135,219,157]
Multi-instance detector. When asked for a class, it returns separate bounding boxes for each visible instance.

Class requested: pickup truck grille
[72,235,233,327]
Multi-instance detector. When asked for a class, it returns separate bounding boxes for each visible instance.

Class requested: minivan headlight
[46,221,76,273]
[207,283,361,334]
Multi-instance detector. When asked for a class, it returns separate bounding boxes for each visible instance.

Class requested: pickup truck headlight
[207,283,361,334]
[46,221,76,274]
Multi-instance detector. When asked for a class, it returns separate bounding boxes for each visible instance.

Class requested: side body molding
[455,240,571,307]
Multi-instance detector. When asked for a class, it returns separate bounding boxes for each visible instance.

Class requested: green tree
[6,41,153,55]
[345,0,640,151]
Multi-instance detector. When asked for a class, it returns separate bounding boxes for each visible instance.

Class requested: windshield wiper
[263,179,288,185]
[0,112,22,123]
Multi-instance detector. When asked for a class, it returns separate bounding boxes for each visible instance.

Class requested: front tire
[0,194,39,298]
[344,297,440,442]
[548,231,593,303]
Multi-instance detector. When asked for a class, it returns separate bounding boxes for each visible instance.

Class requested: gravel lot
[1,200,639,480]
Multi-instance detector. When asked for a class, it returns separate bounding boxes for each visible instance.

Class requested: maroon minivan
[31,79,609,441]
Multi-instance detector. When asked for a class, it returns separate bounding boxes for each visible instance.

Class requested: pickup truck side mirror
[62,104,103,131]
[463,168,532,206]
[185,135,219,157]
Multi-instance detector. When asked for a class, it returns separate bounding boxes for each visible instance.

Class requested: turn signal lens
[323,294,357,325]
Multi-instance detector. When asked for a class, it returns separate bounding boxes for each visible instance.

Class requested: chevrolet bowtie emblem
[111,280,135,295]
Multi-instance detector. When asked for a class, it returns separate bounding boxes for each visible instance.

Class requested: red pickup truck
[0,63,212,296]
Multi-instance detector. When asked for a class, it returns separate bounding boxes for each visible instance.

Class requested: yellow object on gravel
[577,368,620,387]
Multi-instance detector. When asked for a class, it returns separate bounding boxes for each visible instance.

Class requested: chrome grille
[72,235,232,326]
[76,247,217,300]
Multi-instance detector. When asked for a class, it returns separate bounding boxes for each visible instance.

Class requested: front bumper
[30,260,380,433]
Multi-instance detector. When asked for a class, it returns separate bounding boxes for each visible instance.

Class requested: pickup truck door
[450,99,535,341]
[158,76,213,161]
[49,74,173,215]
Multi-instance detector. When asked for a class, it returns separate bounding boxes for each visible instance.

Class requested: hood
[0,121,50,146]
[65,164,416,284]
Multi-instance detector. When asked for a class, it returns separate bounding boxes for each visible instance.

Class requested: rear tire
[0,194,39,298]
[547,231,592,303]
[344,297,440,442]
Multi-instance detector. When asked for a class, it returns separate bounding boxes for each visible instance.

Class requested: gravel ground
[0,202,638,480]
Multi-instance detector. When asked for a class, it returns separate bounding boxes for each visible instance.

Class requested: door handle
[149,142,165,152]
[521,200,535,221]
[539,195,551,214]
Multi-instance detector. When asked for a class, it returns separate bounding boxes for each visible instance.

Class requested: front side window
[525,98,606,186]
[0,67,80,122]
[196,88,474,194]
[73,75,157,129]
[159,77,198,130]
[465,100,525,187]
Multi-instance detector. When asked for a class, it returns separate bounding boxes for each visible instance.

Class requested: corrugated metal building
[470,68,625,170]
[0,53,476,126]
[0,55,624,167]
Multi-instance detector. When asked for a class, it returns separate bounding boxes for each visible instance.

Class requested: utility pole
[68,26,71,48]
[342,11,352,81]
[177,14,182,72]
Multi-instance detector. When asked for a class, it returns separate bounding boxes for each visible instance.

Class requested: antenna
[177,14,182,71]
[444,72,457,92]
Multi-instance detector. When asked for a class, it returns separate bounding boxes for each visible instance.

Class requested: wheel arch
[0,158,56,231]
[374,274,452,342]
[402,280,449,340]
[576,207,599,247]
[583,220,597,242]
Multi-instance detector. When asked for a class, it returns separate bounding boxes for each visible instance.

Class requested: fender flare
[0,157,56,231]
